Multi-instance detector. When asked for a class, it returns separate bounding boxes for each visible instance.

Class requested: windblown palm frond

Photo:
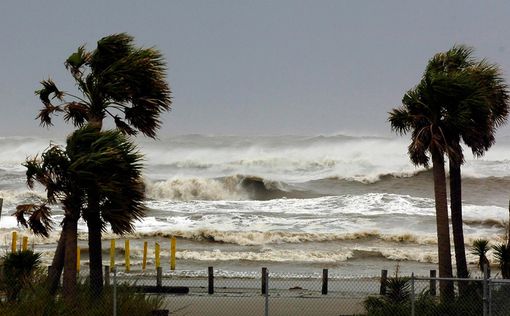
[14,204,53,237]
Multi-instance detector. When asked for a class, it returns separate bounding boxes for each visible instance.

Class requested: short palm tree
[425,45,509,283]
[15,126,146,301]
[471,239,491,275]
[492,244,510,279]
[35,33,171,294]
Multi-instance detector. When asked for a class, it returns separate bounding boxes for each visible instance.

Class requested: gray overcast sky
[1,0,510,137]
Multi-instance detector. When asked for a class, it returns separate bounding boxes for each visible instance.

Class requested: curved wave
[144,175,319,201]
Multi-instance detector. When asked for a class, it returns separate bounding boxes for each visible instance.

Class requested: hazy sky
[1,1,510,137]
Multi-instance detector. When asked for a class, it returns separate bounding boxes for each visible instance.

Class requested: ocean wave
[144,175,316,201]
[134,229,439,246]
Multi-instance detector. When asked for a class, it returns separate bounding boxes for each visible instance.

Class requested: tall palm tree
[388,69,485,300]
[35,33,171,294]
[425,45,509,284]
[15,126,146,301]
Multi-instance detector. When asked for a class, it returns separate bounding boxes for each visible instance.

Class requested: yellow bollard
[170,236,176,270]
[77,247,81,273]
[125,239,130,272]
[142,241,148,272]
[22,236,28,251]
[11,231,17,253]
[110,239,116,271]
[155,242,160,269]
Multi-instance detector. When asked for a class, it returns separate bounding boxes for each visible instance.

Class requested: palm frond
[35,79,64,106]
[65,45,91,78]
[63,102,89,126]
[14,204,53,237]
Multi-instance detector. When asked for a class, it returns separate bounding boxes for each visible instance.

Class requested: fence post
[262,267,268,295]
[264,268,269,316]
[157,266,163,287]
[76,246,81,273]
[322,269,328,295]
[104,265,110,286]
[142,241,148,272]
[380,269,387,295]
[125,239,130,272]
[170,237,176,270]
[0,197,3,221]
[22,236,28,251]
[113,267,117,316]
[110,240,116,272]
[208,266,214,294]
[411,273,415,316]
[483,264,488,316]
[11,231,17,253]
[489,279,492,316]
[155,242,161,269]
[429,270,436,296]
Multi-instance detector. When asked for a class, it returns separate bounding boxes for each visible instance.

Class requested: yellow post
[170,236,176,270]
[77,246,81,273]
[142,241,148,272]
[110,239,116,271]
[155,242,160,269]
[125,239,130,272]
[22,236,28,251]
[11,231,17,253]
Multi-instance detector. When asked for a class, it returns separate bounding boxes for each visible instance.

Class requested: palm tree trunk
[62,218,78,304]
[87,190,103,297]
[449,160,469,295]
[431,149,454,301]
[48,229,66,295]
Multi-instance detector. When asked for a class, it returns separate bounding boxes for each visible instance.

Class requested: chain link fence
[2,262,510,315]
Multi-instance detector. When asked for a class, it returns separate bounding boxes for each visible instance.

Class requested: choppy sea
[1,134,509,277]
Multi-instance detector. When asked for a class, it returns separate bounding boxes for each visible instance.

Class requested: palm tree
[492,244,510,279]
[388,68,485,300]
[425,45,509,283]
[15,126,146,301]
[471,239,491,275]
[35,33,171,294]
[15,145,84,301]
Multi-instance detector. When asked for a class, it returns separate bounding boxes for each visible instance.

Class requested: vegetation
[0,250,41,301]
[388,45,509,300]
[15,126,145,301]
[0,274,163,316]
[425,45,509,285]
[471,239,491,274]
[35,32,172,295]
[492,243,510,278]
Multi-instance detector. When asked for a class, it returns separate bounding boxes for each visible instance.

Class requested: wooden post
[77,247,81,273]
[0,198,3,221]
[11,231,17,253]
[208,266,214,294]
[142,241,148,272]
[157,266,162,287]
[429,270,437,296]
[262,267,268,295]
[22,236,28,251]
[380,269,388,295]
[170,237,176,270]
[125,239,130,272]
[110,239,116,271]
[322,268,328,295]
[104,265,110,286]
[155,242,161,269]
